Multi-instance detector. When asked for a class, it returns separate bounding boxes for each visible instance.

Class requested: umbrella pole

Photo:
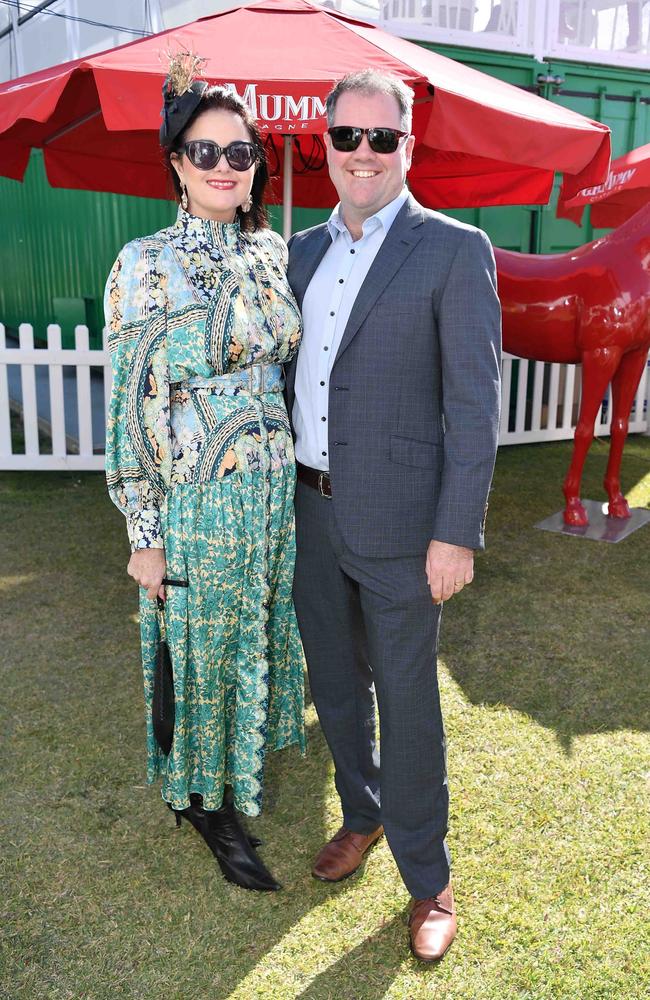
[283,136,293,242]
[43,109,101,145]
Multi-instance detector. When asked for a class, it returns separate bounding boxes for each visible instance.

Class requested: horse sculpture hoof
[563,498,589,526]
[607,495,631,519]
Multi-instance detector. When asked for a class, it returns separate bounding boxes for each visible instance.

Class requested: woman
[105,65,304,892]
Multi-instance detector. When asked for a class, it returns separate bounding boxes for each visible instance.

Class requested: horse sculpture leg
[604,346,649,518]
[563,347,622,526]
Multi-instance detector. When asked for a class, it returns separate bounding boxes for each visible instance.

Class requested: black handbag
[152,578,187,756]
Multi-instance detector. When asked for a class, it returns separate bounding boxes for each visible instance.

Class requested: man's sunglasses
[183,139,258,172]
[327,126,409,154]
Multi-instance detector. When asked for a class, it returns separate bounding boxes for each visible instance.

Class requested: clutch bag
[151,578,187,756]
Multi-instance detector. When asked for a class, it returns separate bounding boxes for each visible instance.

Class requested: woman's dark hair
[163,85,269,232]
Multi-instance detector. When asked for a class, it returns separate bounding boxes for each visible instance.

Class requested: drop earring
[241,193,252,214]
[181,183,188,211]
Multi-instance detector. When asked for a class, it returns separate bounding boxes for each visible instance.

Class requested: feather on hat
[159,48,208,148]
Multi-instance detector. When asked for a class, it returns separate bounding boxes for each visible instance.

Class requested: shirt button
[338,278,344,284]
[322,451,327,457]
[321,416,326,422]
[350,249,355,254]
[324,346,329,351]
[329,311,335,316]
[320,381,325,386]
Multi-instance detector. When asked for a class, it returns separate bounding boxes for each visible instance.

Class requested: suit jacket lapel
[285,225,331,404]
[334,196,425,365]
[289,226,331,310]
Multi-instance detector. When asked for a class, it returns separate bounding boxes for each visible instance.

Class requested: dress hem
[150,732,306,816]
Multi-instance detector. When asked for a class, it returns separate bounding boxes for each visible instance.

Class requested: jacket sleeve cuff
[127,508,163,551]
[432,499,490,552]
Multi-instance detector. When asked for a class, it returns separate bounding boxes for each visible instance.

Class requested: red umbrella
[0,0,610,233]
[557,141,650,228]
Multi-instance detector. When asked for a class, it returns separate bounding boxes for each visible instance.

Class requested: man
[286,69,501,962]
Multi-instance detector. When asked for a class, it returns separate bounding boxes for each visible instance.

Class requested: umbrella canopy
[0,0,610,215]
[557,142,650,228]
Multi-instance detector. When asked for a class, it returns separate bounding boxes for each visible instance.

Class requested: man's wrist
[429,539,474,554]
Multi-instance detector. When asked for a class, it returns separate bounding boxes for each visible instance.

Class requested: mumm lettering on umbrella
[581,167,636,198]
[224,83,326,129]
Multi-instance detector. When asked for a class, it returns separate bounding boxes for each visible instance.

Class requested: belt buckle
[248,364,264,395]
[318,471,331,498]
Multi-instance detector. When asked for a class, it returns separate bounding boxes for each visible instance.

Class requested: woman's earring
[180,183,188,211]
[241,193,252,214]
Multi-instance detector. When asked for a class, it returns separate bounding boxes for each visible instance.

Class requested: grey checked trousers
[293,479,451,899]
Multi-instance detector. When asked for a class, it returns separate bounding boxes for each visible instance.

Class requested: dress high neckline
[176,207,241,251]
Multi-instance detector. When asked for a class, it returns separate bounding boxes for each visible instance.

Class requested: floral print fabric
[105,209,305,816]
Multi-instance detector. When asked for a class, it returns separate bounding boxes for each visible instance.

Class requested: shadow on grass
[296,915,408,1000]
[440,439,650,751]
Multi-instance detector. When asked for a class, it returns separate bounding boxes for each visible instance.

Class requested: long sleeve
[432,228,502,551]
[104,239,171,551]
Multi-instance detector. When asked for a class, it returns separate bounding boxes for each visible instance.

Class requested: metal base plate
[535,499,650,543]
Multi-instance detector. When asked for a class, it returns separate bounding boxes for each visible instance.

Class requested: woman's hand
[127,548,166,601]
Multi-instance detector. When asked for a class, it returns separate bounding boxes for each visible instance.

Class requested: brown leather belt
[296,462,332,498]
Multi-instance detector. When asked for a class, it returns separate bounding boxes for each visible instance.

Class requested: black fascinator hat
[159,49,270,233]
[159,49,209,148]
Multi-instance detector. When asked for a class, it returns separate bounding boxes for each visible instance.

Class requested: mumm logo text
[223,82,326,130]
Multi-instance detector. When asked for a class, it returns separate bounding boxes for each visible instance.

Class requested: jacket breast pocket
[389,434,442,470]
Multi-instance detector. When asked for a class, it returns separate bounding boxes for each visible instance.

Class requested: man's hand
[127,547,166,601]
[425,540,474,604]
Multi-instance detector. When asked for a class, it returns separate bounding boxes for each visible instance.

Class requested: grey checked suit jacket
[286,195,502,559]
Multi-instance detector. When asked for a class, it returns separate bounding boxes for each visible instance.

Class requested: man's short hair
[325,69,414,132]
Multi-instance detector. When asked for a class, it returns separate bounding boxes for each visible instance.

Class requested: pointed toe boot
[168,797,281,892]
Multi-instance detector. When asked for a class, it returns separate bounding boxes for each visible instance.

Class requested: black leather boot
[167,796,261,846]
[220,786,262,847]
[168,794,280,892]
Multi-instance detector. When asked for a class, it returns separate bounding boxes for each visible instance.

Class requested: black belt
[296,462,332,498]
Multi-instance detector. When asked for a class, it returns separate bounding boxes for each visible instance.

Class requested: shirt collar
[175,206,241,250]
[327,187,409,242]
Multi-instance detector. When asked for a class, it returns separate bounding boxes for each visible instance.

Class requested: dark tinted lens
[328,127,362,152]
[185,140,219,170]
[225,141,257,171]
[367,128,401,153]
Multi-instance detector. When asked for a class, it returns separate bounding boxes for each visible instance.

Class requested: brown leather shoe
[409,883,457,962]
[311,825,384,882]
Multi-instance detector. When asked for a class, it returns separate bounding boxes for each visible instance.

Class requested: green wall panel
[0,151,176,347]
[1,46,648,345]
[422,43,650,254]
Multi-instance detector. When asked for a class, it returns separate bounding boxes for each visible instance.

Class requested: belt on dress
[172,363,284,397]
[296,461,332,498]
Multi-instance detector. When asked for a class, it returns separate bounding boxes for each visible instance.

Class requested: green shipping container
[424,45,650,255]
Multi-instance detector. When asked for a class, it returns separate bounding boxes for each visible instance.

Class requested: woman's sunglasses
[327,126,409,154]
[183,139,258,172]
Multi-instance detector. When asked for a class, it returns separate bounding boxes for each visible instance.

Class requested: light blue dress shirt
[293,187,409,471]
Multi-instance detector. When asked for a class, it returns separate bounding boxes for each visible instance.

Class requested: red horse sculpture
[496,203,650,526]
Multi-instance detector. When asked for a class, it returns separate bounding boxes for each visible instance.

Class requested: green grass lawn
[1,438,649,1000]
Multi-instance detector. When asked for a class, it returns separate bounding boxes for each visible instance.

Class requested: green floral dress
[105,209,305,817]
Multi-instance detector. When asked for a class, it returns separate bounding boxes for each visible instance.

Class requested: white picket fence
[0,323,111,471]
[0,324,649,471]
[500,352,650,444]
